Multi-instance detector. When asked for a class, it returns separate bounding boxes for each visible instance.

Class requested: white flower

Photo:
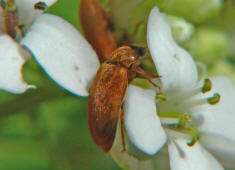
[0,0,56,93]
[118,7,235,170]
[1,0,99,95]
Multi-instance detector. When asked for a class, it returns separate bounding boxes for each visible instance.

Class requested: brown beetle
[80,0,159,153]
[87,46,159,153]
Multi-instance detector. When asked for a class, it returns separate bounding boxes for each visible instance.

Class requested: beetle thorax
[109,46,138,68]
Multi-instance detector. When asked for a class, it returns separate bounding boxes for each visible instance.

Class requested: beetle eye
[129,45,146,56]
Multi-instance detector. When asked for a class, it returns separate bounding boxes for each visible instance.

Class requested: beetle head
[109,46,146,68]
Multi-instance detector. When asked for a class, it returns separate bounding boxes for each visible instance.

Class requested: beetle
[80,0,159,153]
[87,45,159,153]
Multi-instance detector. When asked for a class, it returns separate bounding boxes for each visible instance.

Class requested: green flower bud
[167,15,195,43]
[161,0,223,24]
[109,0,158,32]
[185,27,229,65]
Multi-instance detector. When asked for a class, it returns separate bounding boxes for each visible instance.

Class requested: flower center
[1,0,48,40]
[156,78,220,146]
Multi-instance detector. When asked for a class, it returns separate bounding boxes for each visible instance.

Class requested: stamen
[160,117,179,126]
[158,111,183,118]
[14,24,26,41]
[180,92,220,109]
[168,78,212,102]
[167,87,202,102]
[183,127,200,146]
[208,93,220,105]
[156,92,167,103]
[3,0,16,11]
[164,126,200,146]
[201,78,212,93]
[0,0,6,8]
[178,114,192,127]
[34,2,48,10]
[164,128,192,141]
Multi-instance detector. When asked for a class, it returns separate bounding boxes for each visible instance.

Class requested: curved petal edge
[21,14,99,97]
[0,34,34,93]
[124,85,167,155]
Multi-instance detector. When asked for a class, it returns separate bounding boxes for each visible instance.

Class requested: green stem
[0,87,68,117]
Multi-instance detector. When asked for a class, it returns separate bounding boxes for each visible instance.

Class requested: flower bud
[167,15,195,43]
[185,27,228,65]
[161,0,223,24]
[109,0,157,31]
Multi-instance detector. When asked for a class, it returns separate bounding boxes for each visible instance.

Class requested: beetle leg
[120,107,126,153]
[131,67,161,88]
[132,66,161,78]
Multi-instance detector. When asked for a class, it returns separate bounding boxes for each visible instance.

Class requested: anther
[34,1,48,10]
[14,24,26,40]
[178,114,192,127]
[4,0,16,11]
[184,127,200,146]
[156,92,167,103]
[0,0,6,8]
[201,78,212,93]
[208,93,220,105]
[6,0,14,7]
[0,0,17,11]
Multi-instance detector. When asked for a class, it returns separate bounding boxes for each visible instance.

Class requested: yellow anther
[156,92,167,103]
[178,114,192,127]
[208,93,220,105]
[184,126,200,146]
[3,0,16,11]
[202,78,212,93]
[14,24,26,40]
[185,114,192,122]
[6,0,14,6]
[34,1,48,10]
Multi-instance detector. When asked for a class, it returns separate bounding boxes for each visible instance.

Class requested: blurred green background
[1,0,235,169]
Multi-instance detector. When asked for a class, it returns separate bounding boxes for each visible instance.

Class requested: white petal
[168,139,224,170]
[15,0,57,27]
[21,14,99,97]
[147,7,198,93]
[0,34,34,93]
[192,76,235,167]
[124,85,167,155]
[200,133,235,168]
